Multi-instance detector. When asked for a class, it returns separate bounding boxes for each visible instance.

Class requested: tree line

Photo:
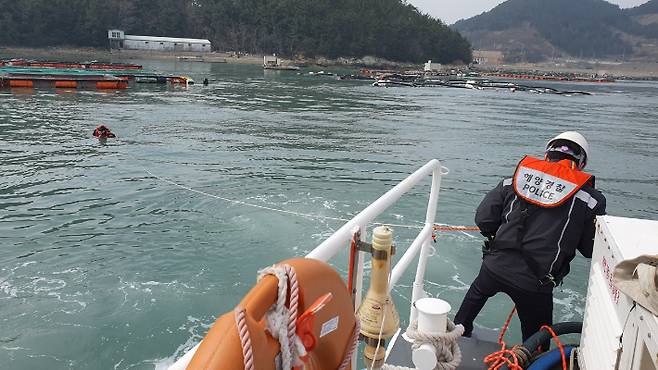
[0,0,472,64]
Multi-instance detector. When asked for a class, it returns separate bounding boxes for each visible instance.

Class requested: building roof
[124,35,211,44]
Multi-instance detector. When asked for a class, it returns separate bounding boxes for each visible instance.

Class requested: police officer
[454,131,606,343]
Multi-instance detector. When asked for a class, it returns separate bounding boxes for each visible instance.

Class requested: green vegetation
[0,0,472,64]
[453,0,658,60]
[625,0,658,16]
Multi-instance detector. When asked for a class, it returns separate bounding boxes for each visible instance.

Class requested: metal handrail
[306,159,445,370]
[306,159,446,322]
[168,160,446,370]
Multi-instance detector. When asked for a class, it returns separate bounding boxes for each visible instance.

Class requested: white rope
[381,320,465,370]
[257,265,305,369]
[234,307,255,370]
[369,309,387,370]
[139,166,480,232]
[338,317,361,370]
[142,166,352,223]
[369,259,394,370]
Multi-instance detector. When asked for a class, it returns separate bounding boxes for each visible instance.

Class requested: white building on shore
[108,30,211,53]
[424,60,442,72]
[472,50,504,65]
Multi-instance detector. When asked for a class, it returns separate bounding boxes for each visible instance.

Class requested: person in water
[203,78,209,86]
[93,124,116,139]
[453,131,606,343]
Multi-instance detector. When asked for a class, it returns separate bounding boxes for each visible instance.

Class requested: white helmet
[546,131,589,169]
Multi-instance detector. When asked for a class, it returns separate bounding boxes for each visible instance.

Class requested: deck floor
[385,327,502,369]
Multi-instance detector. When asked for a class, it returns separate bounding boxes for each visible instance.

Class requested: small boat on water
[264,65,301,71]
[177,56,204,62]
[339,74,375,81]
[166,160,658,370]
[372,73,420,87]
[372,79,416,87]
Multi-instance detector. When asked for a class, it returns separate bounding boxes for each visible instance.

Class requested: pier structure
[0,59,194,90]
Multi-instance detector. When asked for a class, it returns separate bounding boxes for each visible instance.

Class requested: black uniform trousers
[454,265,553,342]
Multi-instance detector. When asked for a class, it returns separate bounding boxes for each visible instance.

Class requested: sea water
[1,59,657,369]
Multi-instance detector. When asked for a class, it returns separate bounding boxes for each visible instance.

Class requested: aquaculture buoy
[9,80,33,88]
[55,81,78,88]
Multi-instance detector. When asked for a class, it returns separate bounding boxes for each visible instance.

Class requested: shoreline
[475,60,658,80]
[0,46,264,66]
[0,46,416,70]
[2,46,658,80]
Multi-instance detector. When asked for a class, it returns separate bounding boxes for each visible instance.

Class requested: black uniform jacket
[475,177,606,293]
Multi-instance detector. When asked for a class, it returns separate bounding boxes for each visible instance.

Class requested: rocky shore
[2,46,657,80]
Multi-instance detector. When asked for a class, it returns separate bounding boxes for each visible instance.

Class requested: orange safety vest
[512,156,592,208]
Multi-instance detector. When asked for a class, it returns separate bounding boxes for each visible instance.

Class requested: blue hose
[526,345,576,370]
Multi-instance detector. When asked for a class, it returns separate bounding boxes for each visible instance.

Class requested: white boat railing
[168,159,447,370]
[306,159,447,369]
[306,159,446,318]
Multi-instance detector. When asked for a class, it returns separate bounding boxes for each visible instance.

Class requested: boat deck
[386,327,501,369]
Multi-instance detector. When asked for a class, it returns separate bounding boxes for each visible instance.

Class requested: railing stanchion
[306,160,441,262]
[409,167,443,324]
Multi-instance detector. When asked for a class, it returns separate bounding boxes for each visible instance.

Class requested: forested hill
[625,0,658,16]
[453,0,658,62]
[0,0,472,64]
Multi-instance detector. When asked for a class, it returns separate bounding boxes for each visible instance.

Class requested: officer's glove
[481,233,495,256]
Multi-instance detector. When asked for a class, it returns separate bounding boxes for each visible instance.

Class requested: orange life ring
[187,258,357,370]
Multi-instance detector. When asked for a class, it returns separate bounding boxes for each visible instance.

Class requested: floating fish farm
[0,59,193,90]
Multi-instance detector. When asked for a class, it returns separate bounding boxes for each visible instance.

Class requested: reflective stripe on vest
[513,156,592,208]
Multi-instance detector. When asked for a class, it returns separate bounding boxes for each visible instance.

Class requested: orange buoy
[95,81,128,90]
[9,80,33,88]
[187,258,358,370]
[55,81,77,88]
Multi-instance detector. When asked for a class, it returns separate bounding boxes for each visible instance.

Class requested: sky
[407,0,651,24]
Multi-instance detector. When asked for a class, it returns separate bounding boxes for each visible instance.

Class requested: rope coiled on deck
[382,320,464,370]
